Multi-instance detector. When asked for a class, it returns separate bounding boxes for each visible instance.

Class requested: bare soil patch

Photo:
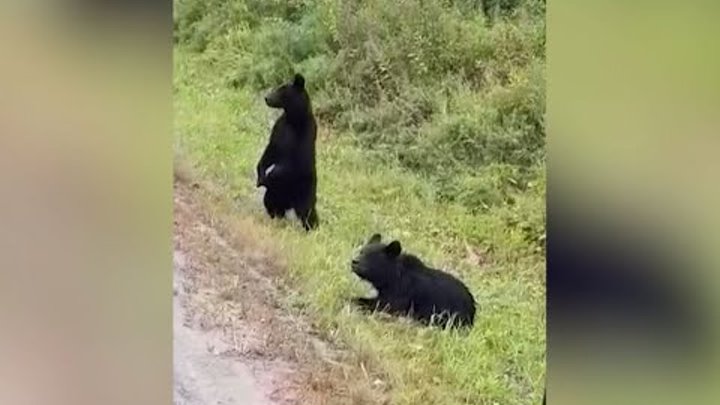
[173,167,387,405]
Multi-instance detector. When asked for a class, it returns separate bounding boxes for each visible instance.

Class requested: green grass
[174,0,545,403]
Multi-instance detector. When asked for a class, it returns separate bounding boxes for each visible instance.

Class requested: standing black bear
[351,233,476,328]
[256,73,319,231]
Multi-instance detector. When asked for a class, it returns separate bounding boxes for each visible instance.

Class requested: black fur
[351,233,476,328]
[256,73,319,231]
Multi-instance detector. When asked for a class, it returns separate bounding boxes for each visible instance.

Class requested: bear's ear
[368,233,381,244]
[293,73,305,89]
[385,240,402,258]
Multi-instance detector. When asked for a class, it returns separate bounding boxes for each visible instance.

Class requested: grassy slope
[174,45,545,405]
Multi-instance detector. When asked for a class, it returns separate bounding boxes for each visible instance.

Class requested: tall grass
[174,0,545,403]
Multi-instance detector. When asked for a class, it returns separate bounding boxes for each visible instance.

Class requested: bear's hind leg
[295,201,319,231]
[263,191,286,219]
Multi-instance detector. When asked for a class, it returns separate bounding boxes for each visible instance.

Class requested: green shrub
[173,0,544,178]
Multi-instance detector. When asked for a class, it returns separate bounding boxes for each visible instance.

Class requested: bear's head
[264,73,310,114]
[351,233,402,287]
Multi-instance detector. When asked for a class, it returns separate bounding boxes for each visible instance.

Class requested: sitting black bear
[351,233,476,328]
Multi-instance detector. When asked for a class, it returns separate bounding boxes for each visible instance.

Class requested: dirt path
[174,250,270,405]
[172,172,386,405]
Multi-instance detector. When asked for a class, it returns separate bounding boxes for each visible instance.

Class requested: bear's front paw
[352,297,377,311]
[265,163,276,177]
[256,174,266,187]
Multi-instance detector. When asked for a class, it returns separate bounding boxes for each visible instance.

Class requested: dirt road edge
[173,167,388,405]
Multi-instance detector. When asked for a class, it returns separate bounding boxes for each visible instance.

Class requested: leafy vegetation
[174,0,545,403]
